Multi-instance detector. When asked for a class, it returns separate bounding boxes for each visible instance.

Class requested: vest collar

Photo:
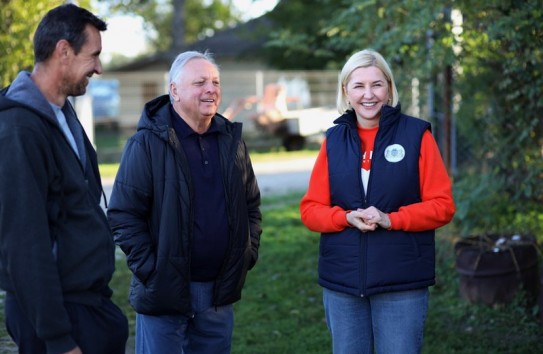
[334,103,403,130]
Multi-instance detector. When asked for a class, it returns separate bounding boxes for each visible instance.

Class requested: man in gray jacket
[108,50,262,353]
[0,4,128,353]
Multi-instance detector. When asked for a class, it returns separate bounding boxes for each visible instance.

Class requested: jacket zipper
[355,127,367,297]
[358,123,382,297]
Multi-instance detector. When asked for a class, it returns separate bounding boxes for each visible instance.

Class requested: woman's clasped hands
[346,206,391,232]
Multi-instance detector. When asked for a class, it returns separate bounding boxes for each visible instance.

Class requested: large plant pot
[454,234,540,306]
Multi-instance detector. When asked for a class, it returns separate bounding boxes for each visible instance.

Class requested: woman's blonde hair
[336,49,399,114]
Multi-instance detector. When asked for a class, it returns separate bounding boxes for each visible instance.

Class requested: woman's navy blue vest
[320,104,436,297]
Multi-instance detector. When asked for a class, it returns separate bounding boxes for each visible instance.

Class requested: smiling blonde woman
[300,49,456,354]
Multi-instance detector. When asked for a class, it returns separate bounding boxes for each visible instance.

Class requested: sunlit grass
[111,198,543,354]
[249,149,318,163]
[98,163,120,178]
[2,193,542,353]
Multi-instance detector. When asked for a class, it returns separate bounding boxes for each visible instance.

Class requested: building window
[143,82,158,103]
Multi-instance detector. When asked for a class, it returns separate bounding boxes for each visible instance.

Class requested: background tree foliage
[266,0,543,236]
[97,0,241,53]
[0,0,241,85]
[0,0,74,88]
[262,0,346,69]
[452,0,543,235]
[1,0,540,237]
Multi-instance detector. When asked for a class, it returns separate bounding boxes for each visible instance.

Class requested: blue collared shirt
[171,106,229,281]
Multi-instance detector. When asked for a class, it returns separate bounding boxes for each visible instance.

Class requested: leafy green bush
[453,172,543,240]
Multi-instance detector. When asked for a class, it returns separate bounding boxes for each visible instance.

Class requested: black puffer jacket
[107,95,262,316]
[0,72,116,352]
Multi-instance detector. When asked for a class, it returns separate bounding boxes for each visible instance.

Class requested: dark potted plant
[454,233,539,306]
[453,174,541,307]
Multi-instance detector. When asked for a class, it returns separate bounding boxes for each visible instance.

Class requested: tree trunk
[172,0,185,51]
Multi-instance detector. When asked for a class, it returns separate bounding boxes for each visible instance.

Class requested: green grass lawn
[1,189,541,352]
[108,191,543,353]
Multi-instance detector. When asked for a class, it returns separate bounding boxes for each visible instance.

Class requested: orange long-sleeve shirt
[300,126,455,233]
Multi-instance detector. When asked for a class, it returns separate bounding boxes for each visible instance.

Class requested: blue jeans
[135,282,234,354]
[323,287,429,354]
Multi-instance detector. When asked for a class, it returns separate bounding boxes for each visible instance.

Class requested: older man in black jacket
[107,50,262,354]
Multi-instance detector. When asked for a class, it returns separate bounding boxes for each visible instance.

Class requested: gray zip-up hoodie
[0,72,116,353]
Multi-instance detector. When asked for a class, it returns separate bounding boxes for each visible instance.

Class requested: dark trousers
[4,292,128,354]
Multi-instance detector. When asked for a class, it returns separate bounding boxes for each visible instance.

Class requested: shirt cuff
[388,213,400,230]
[333,209,351,229]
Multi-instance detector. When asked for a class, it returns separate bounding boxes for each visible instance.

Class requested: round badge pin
[384,144,405,163]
